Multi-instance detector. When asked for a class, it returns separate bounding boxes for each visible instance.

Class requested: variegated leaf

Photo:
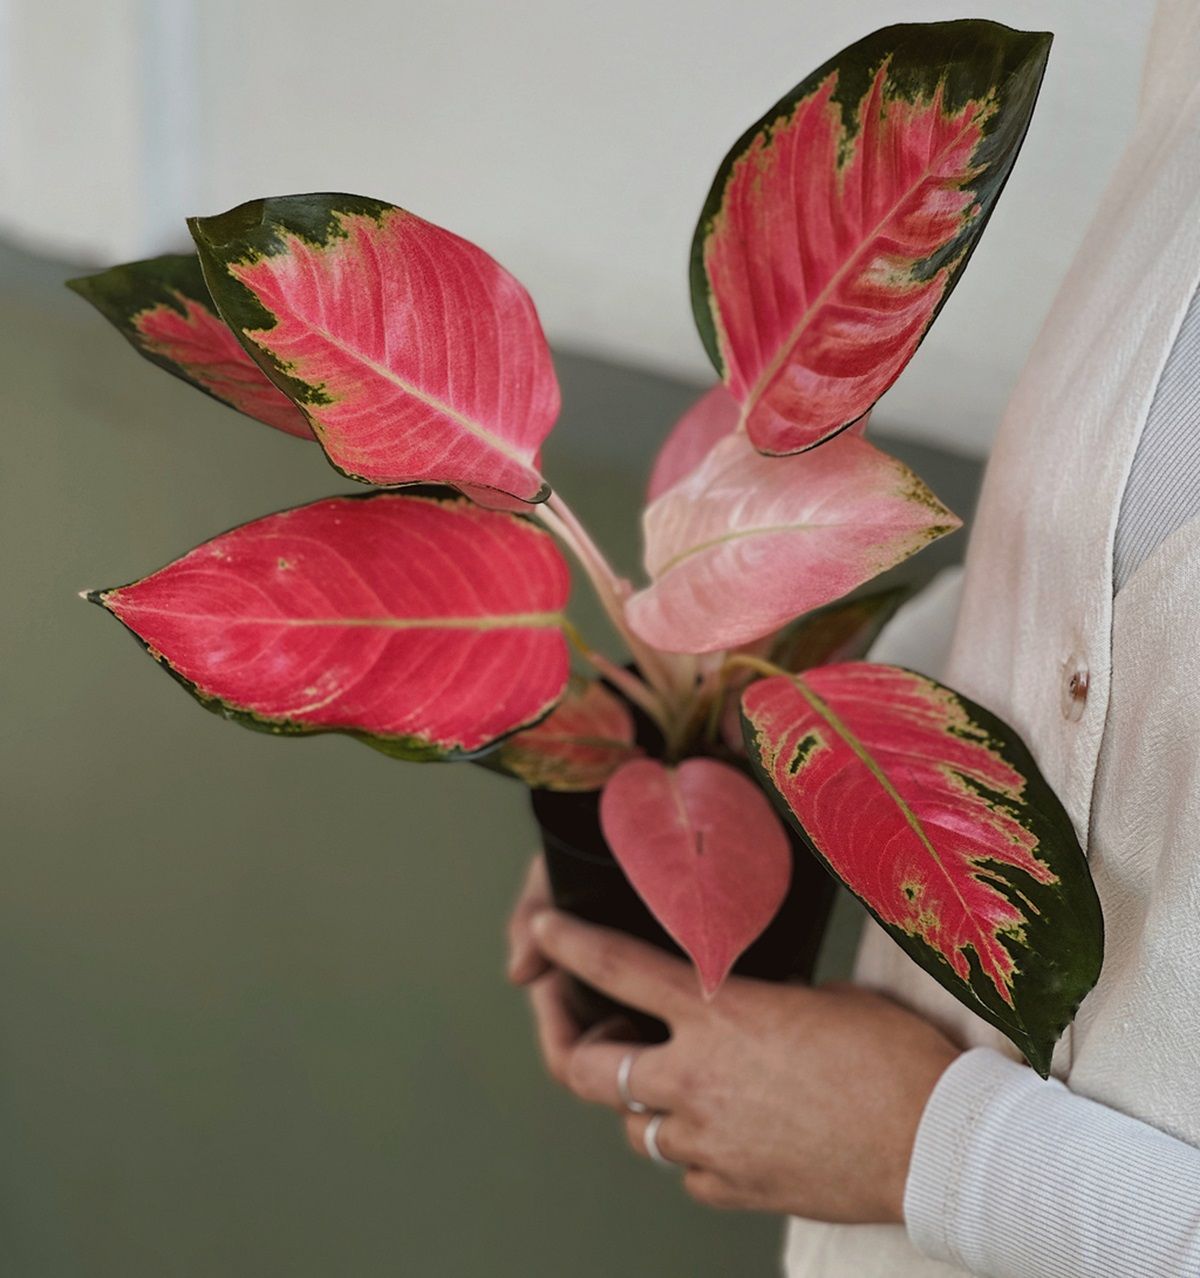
[692,21,1051,454]
[88,492,571,760]
[741,663,1102,1074]
[67,255,312,438]
[600,757,792,996]
[488,677,641,790]
[627,431,959,654]
[189,194,559,503]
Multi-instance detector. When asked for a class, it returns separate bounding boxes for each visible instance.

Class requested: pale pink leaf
[627,431,959,654]
[646,384,740,502]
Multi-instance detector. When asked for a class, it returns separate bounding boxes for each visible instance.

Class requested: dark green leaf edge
[65,254,273,422]
[187,194,552,506]
[84,487,566,765]
[741,666,1102,1075]
[690,19,1052,413]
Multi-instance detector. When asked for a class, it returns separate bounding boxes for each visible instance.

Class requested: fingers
[527,969,581,1085]
[566,1036,675,1113]
[507,855,552,986]
[531,910,696,1020]
[623,1111,701,1169]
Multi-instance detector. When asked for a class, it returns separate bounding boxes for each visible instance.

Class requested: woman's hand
[506,854,553,986]
[521,905,960,1225]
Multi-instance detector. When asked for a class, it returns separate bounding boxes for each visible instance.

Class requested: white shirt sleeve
[904,1048,1200,1278]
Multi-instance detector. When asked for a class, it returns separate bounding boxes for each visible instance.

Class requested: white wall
[0,0,197,262]
[1,1,1156,456]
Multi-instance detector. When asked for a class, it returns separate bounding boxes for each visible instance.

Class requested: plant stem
[582,646,670,733]
[720,653,791,682]
[535,492,687,705]
[693,653,794,750]
[560,617,665,727]
[702,665,730,748]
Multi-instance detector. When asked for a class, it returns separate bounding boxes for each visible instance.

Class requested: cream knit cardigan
[785,3,1200,1273]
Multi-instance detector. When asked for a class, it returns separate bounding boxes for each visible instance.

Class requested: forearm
[905,1048,1200,1277]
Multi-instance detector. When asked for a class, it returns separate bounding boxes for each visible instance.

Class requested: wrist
[888,1045,963,1225]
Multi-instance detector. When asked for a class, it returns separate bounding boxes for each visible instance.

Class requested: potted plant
[69,19,1101,1076]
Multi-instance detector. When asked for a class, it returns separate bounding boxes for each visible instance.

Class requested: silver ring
[617,1050,648,1114]
[643,1113,673,1167]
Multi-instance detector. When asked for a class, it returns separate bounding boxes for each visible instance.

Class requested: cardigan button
[1062,664,1090,722]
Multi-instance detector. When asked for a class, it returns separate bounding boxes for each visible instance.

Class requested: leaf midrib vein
[655,522,823,577]
[794,677,1002,966]
[271,316,532,470]
[115,606,564,631]
[736,109,982,423]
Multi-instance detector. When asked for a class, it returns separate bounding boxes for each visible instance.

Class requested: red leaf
[646,384,739,502]
[692,22,1051,453]
[90,493,571,759]
[628,431,959,654]
[490,677,641,791]
[190,194,559,503]
[600,758,792,996]
[741,663,1102,1074]
[67,255,312,439]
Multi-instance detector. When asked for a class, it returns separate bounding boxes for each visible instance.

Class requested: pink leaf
[67,254,313,439]
[133,293,315,439]
[646,384,740,502]
[741,663,1102,1074]
[491,677,641,791]
[627,431,959,654]
[89,492,571,759]
[600,757,792,996]
[691,22,1051,453]
[190,195,559,503]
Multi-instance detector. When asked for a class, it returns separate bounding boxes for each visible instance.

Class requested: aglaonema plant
[70,20,1100,1076]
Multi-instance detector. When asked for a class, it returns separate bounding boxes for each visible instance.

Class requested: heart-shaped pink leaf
[691,21,1051,454]
[89,492,571,760]
[627,431,959,654]
[741,663,1102,1075]
[489,677,641,791]
[67,255,313,439]
[600,757,791,996]
[189,194,559,504]
[646,384,740,502]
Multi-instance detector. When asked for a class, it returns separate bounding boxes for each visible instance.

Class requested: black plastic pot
[531,774,836,1036]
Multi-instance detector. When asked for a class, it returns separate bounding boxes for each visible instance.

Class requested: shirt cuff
[903,1047,1200,1278]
